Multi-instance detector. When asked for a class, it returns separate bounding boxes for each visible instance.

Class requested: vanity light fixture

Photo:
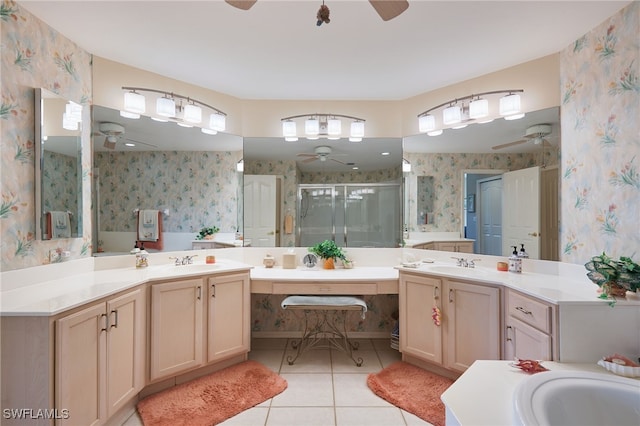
[280,113,366,141]
[417,89,524,135]
[121,86,227,134]
[62,101,82,131]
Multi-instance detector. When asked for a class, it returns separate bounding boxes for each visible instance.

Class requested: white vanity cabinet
[504,289,557,361]
[56,288,145,425]
[149,278,205,381]
[414,241,474,253]
[399,271,501,374]
[207,272,250,363]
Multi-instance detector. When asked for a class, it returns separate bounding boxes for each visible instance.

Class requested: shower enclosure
[297,183,402,248]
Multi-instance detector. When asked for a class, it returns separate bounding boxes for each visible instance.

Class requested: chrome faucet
[169,254,198,266]
[452,257,481,268]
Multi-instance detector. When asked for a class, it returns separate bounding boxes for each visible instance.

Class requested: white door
[478,176,502,256]
[502,167,541,258]
[244,175,277,247]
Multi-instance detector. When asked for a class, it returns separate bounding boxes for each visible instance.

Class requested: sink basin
[159,263,220,273]
[514,370,640,426]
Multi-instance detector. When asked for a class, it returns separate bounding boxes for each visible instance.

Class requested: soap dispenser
[518,244,529,259]
[508,246,522,273]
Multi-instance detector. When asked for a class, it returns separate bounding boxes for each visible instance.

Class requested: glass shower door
[298,186,335,247]
[344,184,402,247]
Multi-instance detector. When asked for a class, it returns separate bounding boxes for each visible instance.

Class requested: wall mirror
[243,137,403,248]
[35,88,83,240]
[403,106,561,259]
[91,105,243,254]
[416,176,435,225]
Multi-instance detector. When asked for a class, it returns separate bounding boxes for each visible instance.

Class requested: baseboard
[401,354,461,380]
[251,331,391,339]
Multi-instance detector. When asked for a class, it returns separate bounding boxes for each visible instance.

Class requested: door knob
[528,232,539,237]
[267,231,275,235]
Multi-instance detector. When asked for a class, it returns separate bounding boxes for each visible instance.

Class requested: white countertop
[440,360,636,426]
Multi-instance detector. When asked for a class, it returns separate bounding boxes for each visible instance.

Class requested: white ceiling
[24,0,628,170]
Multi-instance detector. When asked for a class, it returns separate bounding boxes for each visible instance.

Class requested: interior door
[502,166,540,258]
[244,175,277,247]
[478,176,503,256]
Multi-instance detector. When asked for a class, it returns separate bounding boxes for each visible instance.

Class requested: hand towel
[50,211,71,238]
[137,210,164,250]
[281,295,367,319]
[284,214,294,234]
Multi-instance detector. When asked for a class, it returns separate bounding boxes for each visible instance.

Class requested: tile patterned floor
[123,338,434,426]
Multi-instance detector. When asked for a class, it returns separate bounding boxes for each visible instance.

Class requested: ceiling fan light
[504,113,525,121]
[124,91,146,114]
[119,110,140,119]
[327,118,341,137]
[427,129,443,137]
[209,113,226,132]
[282,120,297,138]
[469,98,489,119]
[201,127,218,135]
[305,117,320,136]
[349,137,362,142]
[350,121,365,138]
[156,96,175,117]
[183,103,202,123]
[443,105,462,125]
[499,93,521,116]
[418,114,436,133]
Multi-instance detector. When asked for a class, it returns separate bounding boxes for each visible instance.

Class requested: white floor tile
[401,409,436,426]
[333,373,394,407]
[331,349,382,373]
[280,347,333,373]
[218,406,270,426]
[266,407,336,426]
[336,406,407,426]
[271,373,335,406]
[121,411,143,426]
[249,349,285,373]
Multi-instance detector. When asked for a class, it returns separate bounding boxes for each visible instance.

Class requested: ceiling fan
[94,122,158,150]
[491,124,553,151]
[297,146,350,165]
[225,0,409,22]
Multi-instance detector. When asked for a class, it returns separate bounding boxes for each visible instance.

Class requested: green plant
[196,226,220,240]
[585,252,640,300]
[309,240,346,261]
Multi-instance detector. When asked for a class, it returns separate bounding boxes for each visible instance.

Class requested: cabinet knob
[506,325,513,341]
[110,309,118,329]
[527,232,539,237]
[515,306,532,315]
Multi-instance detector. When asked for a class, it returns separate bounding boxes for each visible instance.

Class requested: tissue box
[282,253,297,269]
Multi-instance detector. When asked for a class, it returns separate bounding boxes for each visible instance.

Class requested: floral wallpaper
[300,166,402,184]
[43,150,79,234]
[560,2,639,263]
[402,151,558,232]
[94,150,242,234]
[1,0,92,271]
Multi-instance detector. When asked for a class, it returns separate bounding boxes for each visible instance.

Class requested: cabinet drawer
[507,290,552,333]
[272,281,377,295]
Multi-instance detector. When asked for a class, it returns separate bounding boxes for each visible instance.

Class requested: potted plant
[309,240,346,269]
[585,252,640,300]
[196,226,220,240]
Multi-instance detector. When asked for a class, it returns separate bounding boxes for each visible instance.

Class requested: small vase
[323,258,335,269]
[603,281,628,298]
[204,234,215,240]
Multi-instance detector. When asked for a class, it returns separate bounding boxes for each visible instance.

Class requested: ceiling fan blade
[103,137,116,150]
[330,158,348,165]
[491,139,527,150]
[225,0,257,11]
[301,157,317,163]
[369,0,409,21]
[296,153,316,157]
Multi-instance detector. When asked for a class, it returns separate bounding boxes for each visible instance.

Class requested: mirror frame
[35,88,83,240]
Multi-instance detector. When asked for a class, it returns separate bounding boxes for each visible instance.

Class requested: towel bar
[281,295,366,367]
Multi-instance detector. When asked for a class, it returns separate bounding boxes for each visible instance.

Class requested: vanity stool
[281,295,367,367]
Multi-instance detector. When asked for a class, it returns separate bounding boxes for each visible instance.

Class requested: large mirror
[35,88,83,240]
[243,137,403,248]
[91,105,243,254]
[403,106,561,259]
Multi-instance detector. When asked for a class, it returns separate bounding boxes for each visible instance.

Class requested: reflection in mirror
[416,176,434,225]
[35,88,83,240]
[91,105,243,254]
[243,137,403,248]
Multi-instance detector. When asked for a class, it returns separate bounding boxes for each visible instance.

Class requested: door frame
[460,169,505,244]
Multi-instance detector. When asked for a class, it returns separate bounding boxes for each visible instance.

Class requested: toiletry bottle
[508,246,522,273]
[403,226,409,240]
[136,242,149,268]
[518,244,529,259]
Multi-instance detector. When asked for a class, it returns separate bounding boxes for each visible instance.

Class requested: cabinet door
[505,317,552,361]
[445,280,500,373]
[399,274,443,363]
[150,278,204,381]
[105,289,145,417]
[56,303,106,426]
[207,273,250,362]
[435,242,458,252]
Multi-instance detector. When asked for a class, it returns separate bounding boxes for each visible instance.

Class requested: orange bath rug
[137,360,287,426]
[367,361,454,426]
